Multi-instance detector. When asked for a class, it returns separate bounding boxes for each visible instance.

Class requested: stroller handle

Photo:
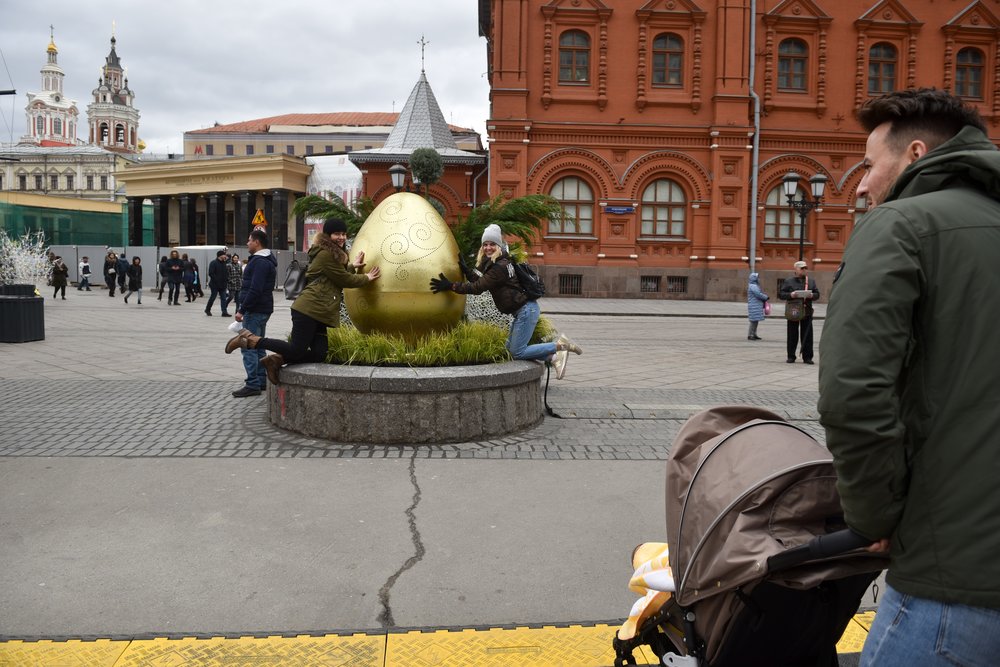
[767,529,871,574]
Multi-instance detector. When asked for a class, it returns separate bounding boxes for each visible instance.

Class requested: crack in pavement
[377,450,425,628]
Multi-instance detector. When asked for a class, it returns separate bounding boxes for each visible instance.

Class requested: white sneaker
[557,334,583,355]
[552,349,569,379]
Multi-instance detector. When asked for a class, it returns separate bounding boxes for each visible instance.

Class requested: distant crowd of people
[46,249,245,311]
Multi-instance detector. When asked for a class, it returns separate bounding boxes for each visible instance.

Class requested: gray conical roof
[382,71,457,151]
[349,71,483,165]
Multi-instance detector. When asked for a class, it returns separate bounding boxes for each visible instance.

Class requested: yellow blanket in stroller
[617,542,676,641]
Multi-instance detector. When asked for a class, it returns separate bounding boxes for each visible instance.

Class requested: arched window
[53,118,63,136]
[35,116,44,136]
[652,33,684,87]
[956,47,984,100]
[868,42,897,94]
[764,183,805,241]
[559,30,590,83]
[641,179,686,237]
[777,39,808,91]
[116,125,125,143]
[100,123,109,142]
[549,176,594,235]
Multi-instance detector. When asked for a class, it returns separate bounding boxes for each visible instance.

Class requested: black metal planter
[0,284,45,343]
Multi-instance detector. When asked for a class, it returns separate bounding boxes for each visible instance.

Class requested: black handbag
[283,259,306,300]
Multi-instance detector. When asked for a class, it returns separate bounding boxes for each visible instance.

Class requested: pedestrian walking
[225,229,277,397]
[182,255,199,302]
[818,88,1000,665]
[51,256,69,299]
[205,250,232,317]
[103,251,118,296]
[227,253,243,312]
[165,250,183,305]
[746,272,769,341]
[429,223,582,378]
[115,251,129,296]
[77,256,93,291]
[156,255,168,301]
[229,218,380,385]
[778,260,819,364]
[123,256,143,304]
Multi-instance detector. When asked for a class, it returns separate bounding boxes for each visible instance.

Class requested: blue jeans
[506,300,557,361]
[862,584,1000,667]
[241,312,270,390]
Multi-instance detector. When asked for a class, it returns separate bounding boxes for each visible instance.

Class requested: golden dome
[47,39,57,53]
[137,139,146,152]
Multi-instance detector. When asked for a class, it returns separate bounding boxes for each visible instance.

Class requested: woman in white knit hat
[429,223,582,378]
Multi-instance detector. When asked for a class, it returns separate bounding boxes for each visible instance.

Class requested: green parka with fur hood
[818,126,1000,607]
[292,233,370,327]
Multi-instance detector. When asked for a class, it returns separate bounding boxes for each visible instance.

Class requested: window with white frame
[764,183,806,241]
[549,176,594,235]
[640,178,686,237]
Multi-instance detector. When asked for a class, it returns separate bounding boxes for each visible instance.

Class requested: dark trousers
[206,286,230,314]
[105,276,116,295]
[786,317,814,361]
[258,309,328,364]
[167,281,181,303]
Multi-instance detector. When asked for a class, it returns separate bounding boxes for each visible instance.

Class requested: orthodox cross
[418,34,429,72]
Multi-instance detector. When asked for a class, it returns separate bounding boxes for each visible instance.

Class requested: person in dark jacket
[182,254,199,302]
[778,261,819,364]
[156,256,168,301]
[115,252,129,295]
[50,256,69,299]
[103,251,119,296]
[818,89,1000,665]
[165,250,184,305]
[429,224,582,378]
[227,218,380,385]
[123,256,143,304]
[227,229,278,397]
[204,250,232,317]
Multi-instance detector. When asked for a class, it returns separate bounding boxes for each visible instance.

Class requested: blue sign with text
[606,206,635,215]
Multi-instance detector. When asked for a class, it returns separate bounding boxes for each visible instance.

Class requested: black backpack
[511,260,545,300]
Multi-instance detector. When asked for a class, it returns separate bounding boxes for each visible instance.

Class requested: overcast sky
[0,0,491,154]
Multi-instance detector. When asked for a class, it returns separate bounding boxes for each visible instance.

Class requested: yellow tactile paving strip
[0,617,865,666]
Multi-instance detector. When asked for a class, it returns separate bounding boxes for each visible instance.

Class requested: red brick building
[479,0,1000,298]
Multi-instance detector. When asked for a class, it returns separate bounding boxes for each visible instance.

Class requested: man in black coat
[778,260,820,364]
[114,252,129,296]
[205,250,232,317]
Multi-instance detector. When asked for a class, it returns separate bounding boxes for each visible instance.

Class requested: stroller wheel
[612,636,638,666]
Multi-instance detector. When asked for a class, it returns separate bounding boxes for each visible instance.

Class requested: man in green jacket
[818,88,1000,664]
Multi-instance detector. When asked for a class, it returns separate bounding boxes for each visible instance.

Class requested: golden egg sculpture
[345,192,465,340]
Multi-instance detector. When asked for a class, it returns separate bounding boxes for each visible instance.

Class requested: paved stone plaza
[1,287,860,657]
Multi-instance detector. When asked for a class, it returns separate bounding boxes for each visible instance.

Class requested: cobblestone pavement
[0,290,824,460]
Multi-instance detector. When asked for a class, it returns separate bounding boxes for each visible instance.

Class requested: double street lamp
[389,163,423,196]
[782,170,827,261]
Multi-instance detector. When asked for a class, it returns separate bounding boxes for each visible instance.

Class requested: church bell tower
[87,32,140,153]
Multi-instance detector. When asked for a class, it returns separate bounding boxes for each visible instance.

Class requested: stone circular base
[267,361,545,445]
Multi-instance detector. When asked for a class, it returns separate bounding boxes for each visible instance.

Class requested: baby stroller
[614,406,887,667]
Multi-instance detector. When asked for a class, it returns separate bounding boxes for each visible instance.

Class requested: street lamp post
[389,163,407,192]
[782,170,827,261]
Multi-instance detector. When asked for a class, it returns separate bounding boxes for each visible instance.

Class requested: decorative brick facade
[480,0,1000,298]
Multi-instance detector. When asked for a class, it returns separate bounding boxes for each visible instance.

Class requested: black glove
[429,273,454,293]
[458,254,476,281]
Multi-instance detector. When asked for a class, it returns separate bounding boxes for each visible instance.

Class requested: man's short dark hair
[857,88,986,153]
[217,250,227,257]
[249,229,269,247]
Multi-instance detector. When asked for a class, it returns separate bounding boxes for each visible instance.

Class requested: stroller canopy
[666,406,866,607]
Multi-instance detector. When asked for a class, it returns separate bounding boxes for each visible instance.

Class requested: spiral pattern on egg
[378,210,448,281]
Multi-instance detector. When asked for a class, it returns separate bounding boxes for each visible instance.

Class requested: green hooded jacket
[291,233,369,327]
[818,126,1000,607]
